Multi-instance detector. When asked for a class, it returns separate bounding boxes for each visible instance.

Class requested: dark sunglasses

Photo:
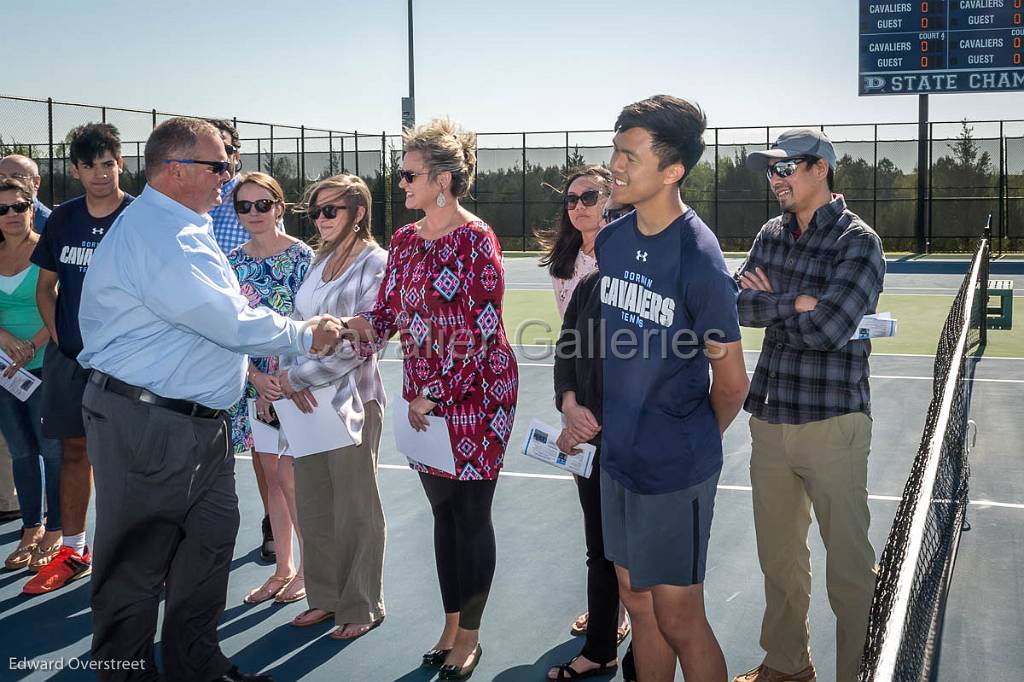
[602,206,630,223]
[564,189,605,210]
[765,158,809,180]
[308,204,351,220]
[396,169,426,184]
[224,144,238,156]
[235,199,276,214]
[163,159,231,174]
[0,201,31,216]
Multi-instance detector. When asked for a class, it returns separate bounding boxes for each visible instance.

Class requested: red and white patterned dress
[360,220,519,481]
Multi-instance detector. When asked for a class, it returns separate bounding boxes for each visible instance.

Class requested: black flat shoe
[439,644,482,680]
[548,655,618,679]
[422,648,452,667]
[210,665,274,682]
[260,515,276,563]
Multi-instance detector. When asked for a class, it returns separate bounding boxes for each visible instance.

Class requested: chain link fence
[2,95,1021,253]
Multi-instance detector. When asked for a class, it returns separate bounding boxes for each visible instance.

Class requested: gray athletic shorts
[600,468,719,589]
[41,342,90,440]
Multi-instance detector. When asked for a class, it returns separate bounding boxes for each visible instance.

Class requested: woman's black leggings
[419,473,498,630]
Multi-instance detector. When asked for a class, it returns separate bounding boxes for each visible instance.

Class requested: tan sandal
[330,617,385,640]
[291,608,334,627]
[570,611,589,636]
[244,574,294,604]
[5,543,38,570]
[274,575,306,604]
[28,542,61,572]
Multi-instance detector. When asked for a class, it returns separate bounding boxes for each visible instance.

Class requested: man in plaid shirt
[732,129,885,682]
[207,119,247,255]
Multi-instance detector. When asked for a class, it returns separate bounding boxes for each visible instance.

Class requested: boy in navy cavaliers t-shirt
[592,96,749,681]
[24,123,133,595]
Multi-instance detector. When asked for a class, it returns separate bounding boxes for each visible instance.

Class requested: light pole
[401,0,415,130]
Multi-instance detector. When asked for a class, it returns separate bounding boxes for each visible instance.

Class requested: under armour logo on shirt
[92,228,104,235]
[636,250,648,262]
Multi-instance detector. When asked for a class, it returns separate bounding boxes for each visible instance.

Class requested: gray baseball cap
[746,128,837,171]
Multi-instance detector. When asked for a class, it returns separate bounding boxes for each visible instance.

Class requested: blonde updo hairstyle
[298,173,375,267]
[402,117,477,199]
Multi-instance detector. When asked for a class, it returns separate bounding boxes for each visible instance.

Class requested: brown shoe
[733,663,816,682]
[28,542,62,572]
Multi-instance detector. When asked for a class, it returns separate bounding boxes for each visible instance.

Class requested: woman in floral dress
[224,172,313,606]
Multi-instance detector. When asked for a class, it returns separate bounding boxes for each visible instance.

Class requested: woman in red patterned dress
[344,117,517,680]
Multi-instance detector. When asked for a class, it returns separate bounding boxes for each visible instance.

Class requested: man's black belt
[89,371,222,419]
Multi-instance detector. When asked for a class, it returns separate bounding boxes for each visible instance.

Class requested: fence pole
[298,125,305,193]
[354,131,360,176]
[328,131,334,175]
[713,127,719,233]
[927,121,934,252]
[269,125,274,175]
[381,130,387,243]
[152,109,156,129]
[522,132,527,252]
[101,107,106,124]
[564,130,570,169]
[47,98,54,207]
[998,120,1005,257]
[872,124,878,228]
[765,127,771,222]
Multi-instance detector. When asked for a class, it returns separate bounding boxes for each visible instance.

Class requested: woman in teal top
[0,178,62,572]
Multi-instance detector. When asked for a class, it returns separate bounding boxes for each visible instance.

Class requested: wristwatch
[420,386,439,402]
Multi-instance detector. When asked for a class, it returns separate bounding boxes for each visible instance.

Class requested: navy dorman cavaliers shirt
[595,208,741,494]
[31,193,134,359]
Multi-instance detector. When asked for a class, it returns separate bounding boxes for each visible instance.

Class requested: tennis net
[858,230,990,682]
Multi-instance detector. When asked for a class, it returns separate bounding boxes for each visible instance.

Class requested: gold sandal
[5,543,38,570]
[28,542,62,572]
[275,575,306,604]
[244,574,294,604]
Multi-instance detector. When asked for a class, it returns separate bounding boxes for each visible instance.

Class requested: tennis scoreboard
[860,1,1024,94]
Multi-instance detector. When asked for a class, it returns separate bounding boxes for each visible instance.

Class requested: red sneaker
[23,545,92,595]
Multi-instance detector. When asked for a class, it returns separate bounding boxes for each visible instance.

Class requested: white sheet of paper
[0,348,42,402]
[273,387,353,457]
[392,398,457,475]
[851,312,898,340]
[247,399,290,456]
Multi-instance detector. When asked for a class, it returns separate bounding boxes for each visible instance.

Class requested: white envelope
[392,398,457,475]
[247,399,289,456]
[273,387,353,457]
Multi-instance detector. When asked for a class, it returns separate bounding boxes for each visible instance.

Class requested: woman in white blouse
[277,174,389,641]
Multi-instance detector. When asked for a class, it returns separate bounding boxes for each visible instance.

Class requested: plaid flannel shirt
[736,194,885,425]
[209,174,247,254]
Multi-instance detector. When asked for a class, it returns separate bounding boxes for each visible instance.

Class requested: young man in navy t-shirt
[592,96,749,681]
[24,123,133,595]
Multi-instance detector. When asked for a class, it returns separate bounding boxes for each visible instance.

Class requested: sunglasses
[0,201,31,216]
[564,189,605,210]
[765,158,809,180]
[224,144,238,156]
[396,169,426,184]
[308,204,351,220]
[602,206,630,223]
[163,159,232,175]
[235,199,276,214]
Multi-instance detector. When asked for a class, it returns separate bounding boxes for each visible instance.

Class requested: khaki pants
[294,401,386,625]
[749,413,876,682]
[0,436,17,511]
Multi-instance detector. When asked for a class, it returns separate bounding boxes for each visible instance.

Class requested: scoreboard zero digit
[859,0,1024,94]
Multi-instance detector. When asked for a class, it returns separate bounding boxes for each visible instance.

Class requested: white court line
[233,459,1024,509]
[505,344,1024,361]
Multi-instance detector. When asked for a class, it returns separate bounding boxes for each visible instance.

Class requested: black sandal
[548,656,618,679]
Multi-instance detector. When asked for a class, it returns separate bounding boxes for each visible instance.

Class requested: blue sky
[7,0,1024,135]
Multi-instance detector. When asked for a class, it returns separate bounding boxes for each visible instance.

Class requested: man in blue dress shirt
[78,117,342,682]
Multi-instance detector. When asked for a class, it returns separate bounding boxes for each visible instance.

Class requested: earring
[436,190,447,208]
[353,223,361,233]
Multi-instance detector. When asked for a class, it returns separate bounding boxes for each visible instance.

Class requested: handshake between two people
[303,314,358,356]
